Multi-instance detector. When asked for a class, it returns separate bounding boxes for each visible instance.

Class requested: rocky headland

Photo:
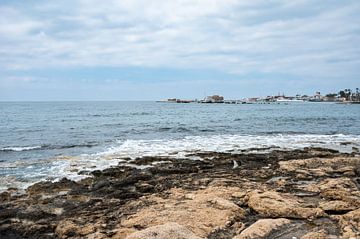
[0,147,359,239]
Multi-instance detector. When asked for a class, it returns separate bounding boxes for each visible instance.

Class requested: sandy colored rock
[247,190,324,218]
[117,186,246,238]
[279,156,360,177]
[319,179,360,208]
[1,149,359,239]
[300,229,333,239]
[319,200,357,211]
[337,209,360,239]
[302,178,360,212]
[233,218,291,239]
[55,220,97,238]
[55,220,78,238]
[125,222,202,239]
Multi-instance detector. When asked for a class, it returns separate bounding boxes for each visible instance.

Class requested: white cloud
[0,0,359,80]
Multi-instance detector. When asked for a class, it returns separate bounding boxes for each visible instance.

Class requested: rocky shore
[1,147,359,239]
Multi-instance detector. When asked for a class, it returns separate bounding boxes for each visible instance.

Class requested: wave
[98,134,360,159]
[52,143,98,149]
[157,127,214,133]
[0,143,98,152]
[2,133,359,192]
[0,146,42,152]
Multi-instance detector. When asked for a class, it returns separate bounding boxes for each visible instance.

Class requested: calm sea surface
[1,101,360,190]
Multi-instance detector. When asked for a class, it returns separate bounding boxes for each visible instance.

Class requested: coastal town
[159,88,360,104]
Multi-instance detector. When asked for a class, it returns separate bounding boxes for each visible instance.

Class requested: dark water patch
[53,143,98,149]
[174,127,192,133]
[262,131,307,135]
[324,209,353,215]
[158,127,172,132]
[130,112,152,116]
[101,123,123,127]
[199,128,216,132]
[157,127,194,133]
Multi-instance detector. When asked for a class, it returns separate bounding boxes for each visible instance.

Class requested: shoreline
[1,147,359,238]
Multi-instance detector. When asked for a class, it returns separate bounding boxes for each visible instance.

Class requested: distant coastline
[158,88,360,104]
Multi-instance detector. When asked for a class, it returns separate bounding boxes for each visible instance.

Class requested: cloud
[0,0,359,81]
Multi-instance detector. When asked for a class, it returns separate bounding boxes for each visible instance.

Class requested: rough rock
[124,222,201,239]
[55,220,97,239]
[303,178,360,213]
[300,229,333,239]
[336,209,360,239]
[246,190,324,219]
[279,156,360,178]
[0,148,359,239]
[319,200,357,212]
[117,186,246,238]
[233,218,291,239]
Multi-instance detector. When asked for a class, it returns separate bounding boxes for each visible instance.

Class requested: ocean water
[1,101,360,191]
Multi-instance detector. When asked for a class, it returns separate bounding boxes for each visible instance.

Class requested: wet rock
[27,178,79,196]
[233,218,291,239]
[246,190,324,219]
[0,191,11,202]
[124,222,201,239]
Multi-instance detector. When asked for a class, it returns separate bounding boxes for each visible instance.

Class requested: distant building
[309,91,323,102]
[204,95,224,103]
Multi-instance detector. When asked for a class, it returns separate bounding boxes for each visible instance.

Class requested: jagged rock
[1,149,359,239]
[304,178,360,213]
[55,220,78,238]
[0,191,11,202]
[124,223,201,239]
[55,220,96,238]
[246,190,324,219]
[27,178,79,196]
[336,209,360,239]
[233,218,291,239]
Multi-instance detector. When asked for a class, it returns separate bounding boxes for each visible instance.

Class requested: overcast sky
[0,0,359,100]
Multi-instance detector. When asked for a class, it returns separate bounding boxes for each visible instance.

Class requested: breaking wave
[98,134,360,159]
[0,146,42,152]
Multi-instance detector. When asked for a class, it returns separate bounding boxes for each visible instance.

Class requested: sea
[1,101,360,191]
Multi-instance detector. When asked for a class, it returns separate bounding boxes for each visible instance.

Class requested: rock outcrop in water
[0,148,359,239]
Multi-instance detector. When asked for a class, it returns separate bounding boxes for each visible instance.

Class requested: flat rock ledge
[0,148,359,239]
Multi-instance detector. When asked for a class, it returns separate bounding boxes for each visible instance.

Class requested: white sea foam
[0,146,42,152]
[97,134,360,159]
[1,134,360,192]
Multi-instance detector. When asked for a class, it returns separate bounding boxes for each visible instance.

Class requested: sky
[0,0,359,101]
